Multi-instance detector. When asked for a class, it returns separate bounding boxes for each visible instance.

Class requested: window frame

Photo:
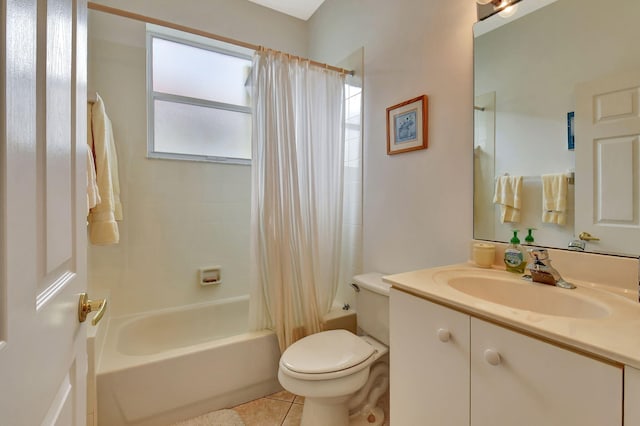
[146,29,253,165]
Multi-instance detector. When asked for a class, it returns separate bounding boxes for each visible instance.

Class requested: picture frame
[386,95,428,155]
[567,111,575,151]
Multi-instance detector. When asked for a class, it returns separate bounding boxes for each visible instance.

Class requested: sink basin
[445,274,611,319]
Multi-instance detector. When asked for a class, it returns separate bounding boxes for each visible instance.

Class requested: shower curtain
[249,49,346,352]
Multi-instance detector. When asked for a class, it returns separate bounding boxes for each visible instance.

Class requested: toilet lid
[281,330,375,374]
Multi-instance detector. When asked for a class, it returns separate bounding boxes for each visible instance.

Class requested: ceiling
[247,0,326,20]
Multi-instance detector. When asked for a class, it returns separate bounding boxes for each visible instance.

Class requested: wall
[90,0,308,56]
[308,0,477,274]
[87,1,308,316]
[89,0,478,314]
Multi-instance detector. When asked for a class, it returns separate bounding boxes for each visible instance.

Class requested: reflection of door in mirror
[474,92,496,241]
[575,69,640,256]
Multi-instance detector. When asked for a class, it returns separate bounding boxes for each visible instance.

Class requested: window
[147,26,253,164]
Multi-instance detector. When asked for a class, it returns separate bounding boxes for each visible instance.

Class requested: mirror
[473,0,640,257]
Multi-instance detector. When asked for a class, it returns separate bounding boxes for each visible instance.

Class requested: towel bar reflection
[496,172,575,185]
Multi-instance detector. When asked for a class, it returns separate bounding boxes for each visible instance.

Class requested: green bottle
[524,228,535,245]
[504,230,526,273]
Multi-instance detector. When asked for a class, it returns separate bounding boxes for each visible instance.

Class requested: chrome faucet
[526,249,576,289]
[568,239,586,251]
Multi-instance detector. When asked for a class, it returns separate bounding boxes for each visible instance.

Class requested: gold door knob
[578,232,600,241]
[78,293,107,326]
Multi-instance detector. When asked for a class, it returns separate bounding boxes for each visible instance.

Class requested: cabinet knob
[437,328,451,342]
[484,348,502,366]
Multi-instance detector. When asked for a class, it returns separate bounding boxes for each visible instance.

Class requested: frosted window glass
[346,92,361,126]
[152,37,251,107]
[154,100,251,160]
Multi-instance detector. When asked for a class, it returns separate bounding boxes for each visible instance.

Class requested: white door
[1,0,89,425]
[575,69,640,256]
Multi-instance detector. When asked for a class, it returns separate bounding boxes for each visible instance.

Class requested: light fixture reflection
[498,3,518,17]
[476,0,519,18]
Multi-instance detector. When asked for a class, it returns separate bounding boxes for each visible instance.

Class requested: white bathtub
[96,296,282,426]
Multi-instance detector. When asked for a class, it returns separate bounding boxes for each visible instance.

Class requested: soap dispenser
[524,228,535,245]
[504,230,526,273]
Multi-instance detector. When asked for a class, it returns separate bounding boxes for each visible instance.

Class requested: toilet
[278,273,390,426]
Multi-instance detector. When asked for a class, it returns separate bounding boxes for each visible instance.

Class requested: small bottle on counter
[524,228,535,245]
[504,230,526,273]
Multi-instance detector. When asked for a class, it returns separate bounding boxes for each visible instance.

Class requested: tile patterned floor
[231,391,304,426]
[179,389,389,426]
[231,390,389,426]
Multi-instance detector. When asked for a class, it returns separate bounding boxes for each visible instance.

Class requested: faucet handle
[527,248,549,261]
[568,240,586,251]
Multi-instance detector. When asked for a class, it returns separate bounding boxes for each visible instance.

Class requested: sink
[445,274,611,319]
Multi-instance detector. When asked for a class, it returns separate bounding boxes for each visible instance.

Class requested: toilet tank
[352,273,391,346]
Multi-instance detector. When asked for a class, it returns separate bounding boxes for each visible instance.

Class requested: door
[575,69,640,255]
[390,289,470,426]
[471,318,622,426]
[1,0,88,425]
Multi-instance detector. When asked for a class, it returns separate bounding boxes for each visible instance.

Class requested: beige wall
[309,0,477,274]
[87,1,308,316]
[88,0,478,315]
[90,0,309,56]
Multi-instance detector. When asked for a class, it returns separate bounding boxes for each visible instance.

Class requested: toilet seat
[279,330,385,381]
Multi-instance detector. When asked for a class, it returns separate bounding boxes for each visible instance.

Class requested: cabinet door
[390,289,470,426]
[471,318,622,426]
[624,366,640,426]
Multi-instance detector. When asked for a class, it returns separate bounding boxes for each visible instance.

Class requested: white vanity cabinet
[624,366,640,426]
[390,288,470,425]
[470,318,621,426]
[390,289,623,426]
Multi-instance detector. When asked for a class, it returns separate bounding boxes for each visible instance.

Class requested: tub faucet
[526,249,576,289]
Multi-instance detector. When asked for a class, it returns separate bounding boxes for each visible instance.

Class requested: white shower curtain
[249,49,346,352]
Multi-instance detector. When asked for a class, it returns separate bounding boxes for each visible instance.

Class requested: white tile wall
[87,12,257,316]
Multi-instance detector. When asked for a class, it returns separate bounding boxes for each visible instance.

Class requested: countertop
[384,262,640,369]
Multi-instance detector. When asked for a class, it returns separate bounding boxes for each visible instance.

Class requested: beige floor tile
[233,398,291,426]
[282,403,303,426]
[293,395,305,405]
[265,390,296,403]
[171,409,244,426]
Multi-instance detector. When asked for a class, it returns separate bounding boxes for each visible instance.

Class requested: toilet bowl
[277,273,390,426]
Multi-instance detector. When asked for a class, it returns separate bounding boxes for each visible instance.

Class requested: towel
[493,175,522,223]
[88,93,123,244]
[86,143,101,212]
[541,173,567,225]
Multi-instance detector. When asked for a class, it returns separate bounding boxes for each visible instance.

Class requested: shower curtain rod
[87,2,355,76]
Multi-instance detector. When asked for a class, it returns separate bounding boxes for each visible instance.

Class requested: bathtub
[96,296,282,426]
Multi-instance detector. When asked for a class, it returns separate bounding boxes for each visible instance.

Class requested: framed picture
[386,95,428,155]
[567,111,575,150]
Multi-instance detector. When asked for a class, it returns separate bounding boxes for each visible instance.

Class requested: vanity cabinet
[390,289,623,426]
[625,366,640,426]
[390,288,470,425]
[470,317,621,426]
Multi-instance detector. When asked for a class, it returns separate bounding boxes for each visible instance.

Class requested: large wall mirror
[473,0,640,257]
